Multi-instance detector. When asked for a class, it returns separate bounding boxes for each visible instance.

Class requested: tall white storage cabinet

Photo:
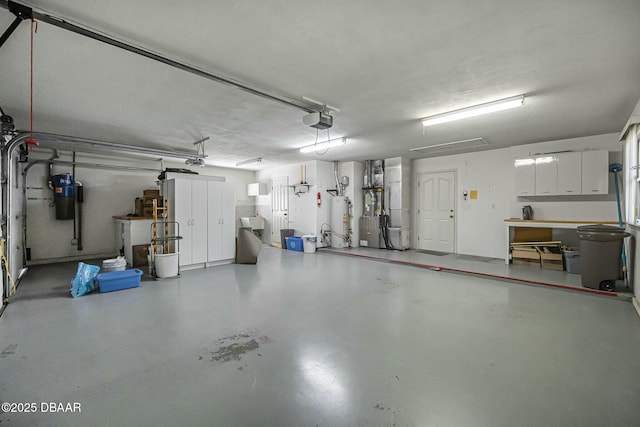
[164,175,235,270]
[207,180,235,263]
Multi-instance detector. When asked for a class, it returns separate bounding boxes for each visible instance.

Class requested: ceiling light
[422,95,525,127]
[299,137,346,154]
[410,138,488,154]
[236,157,262,167]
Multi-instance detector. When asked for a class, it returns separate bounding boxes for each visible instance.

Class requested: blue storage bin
[285,236,304,252]
[97,269,143,293]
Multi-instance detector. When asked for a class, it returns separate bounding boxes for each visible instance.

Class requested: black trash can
[577,225,629,291]
[280,229,294,249]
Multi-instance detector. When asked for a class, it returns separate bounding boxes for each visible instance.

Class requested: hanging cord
[25,18,39,151]
[313,128,330,155]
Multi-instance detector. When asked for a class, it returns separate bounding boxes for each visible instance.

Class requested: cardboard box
[142,189,161,217]
[511,246,540,266]
[538,246,564,271]
[513,227,552,242]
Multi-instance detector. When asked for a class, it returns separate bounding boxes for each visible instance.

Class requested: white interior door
[417,171,455,252]
[271,176,289,245]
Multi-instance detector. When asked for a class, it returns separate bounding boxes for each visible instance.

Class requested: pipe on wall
[1,131,179,299]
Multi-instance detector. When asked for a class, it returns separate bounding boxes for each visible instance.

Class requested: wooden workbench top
[504,219,618,224]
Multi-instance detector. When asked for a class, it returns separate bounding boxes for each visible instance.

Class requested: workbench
[504,219,618,264]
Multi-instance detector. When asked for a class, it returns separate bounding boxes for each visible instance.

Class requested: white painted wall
[413,149,513,258]
[412,133,620,259]
[256,160,336,245]
[22,149,255,264]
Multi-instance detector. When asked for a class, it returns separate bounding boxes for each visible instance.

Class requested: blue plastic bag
[70,262,100,298]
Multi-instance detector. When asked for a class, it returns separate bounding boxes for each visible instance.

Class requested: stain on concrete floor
[202,333,271,363]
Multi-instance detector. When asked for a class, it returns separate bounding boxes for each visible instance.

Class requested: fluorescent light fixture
[515,158,535,167]
[410,137,488,154]
[535,156,555,165]
[422,95,525,127]
[299,137,346,154]
[236,157,262,167]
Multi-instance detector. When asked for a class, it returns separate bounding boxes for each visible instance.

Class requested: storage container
[280,229,294,249]
[285,236,304,252]
[577,224,629,291]
[538,246,563,271]
[102,257,127,272]
[155,253,179,278]
[563,249,581,274]
[97,269,143,293]
[511,246,540,266]
[302,235,317,253]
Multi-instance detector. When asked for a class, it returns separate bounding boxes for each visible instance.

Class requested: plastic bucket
[302,235,317,253]
[155,253,179,278]
[102,257,126,272]
[563,249,581,274]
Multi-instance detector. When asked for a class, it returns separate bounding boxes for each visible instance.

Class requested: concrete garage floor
[1,246,640,426]
[322,247,633,299]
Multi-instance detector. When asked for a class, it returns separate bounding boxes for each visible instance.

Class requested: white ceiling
[1,0,639,170]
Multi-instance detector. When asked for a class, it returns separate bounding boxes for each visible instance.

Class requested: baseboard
[633,297,640,319]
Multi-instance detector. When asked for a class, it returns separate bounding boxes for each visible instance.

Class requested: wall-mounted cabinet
[247,182,268,196]
[514,158,535,196]
[556,152,582,195]
[581,150,608,194]
[514,150,608,197]
[534,155,557,195]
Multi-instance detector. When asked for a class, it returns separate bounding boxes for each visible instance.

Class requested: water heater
[330,196,351,248]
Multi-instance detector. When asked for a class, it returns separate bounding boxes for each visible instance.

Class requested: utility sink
[241,216,265,230]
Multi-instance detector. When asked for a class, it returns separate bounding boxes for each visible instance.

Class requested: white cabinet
[514,158,535,196]
[207,181,236,262]
[581,150,608,194]
[247,182,268,196]
[167,178,208,266]
[557,152,582,195]
[165,176,236,269]
[534,155,557,195]
[515,150,608,197]
[113,218,153,267]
